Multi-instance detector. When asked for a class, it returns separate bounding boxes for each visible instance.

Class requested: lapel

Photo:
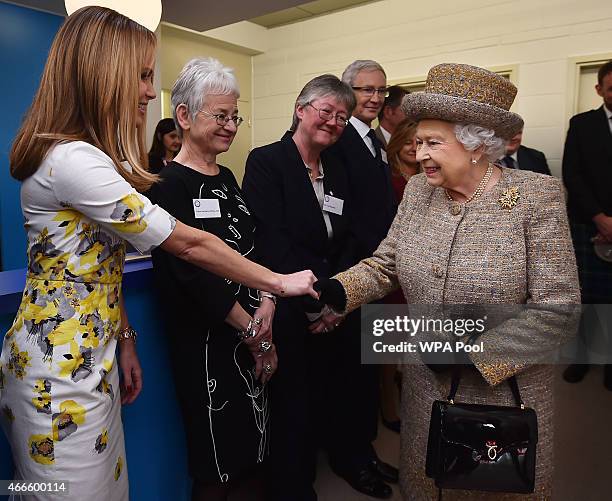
[594,106,612,158]
[341,122,394,220]
[320,149,349,239]
[375,126,387,150]
[344,122,381,169]
[516,146,529,171]
[280,133,329,243]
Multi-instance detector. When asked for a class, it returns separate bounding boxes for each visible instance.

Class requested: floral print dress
[0,141,175,500]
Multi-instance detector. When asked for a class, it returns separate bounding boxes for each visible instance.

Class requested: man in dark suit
[324,60,398,499]
[562,60,612,388]
[500,128,551,175]
[375,85,408,153]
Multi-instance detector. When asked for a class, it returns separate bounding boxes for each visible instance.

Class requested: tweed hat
[401,63,524,139]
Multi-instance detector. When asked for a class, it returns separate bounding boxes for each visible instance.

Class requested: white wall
[251,0,612,176]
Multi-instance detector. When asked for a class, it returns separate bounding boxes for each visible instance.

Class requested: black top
[147,162,269,481]
[562,106,612,222]
[148,153,166,174]
[148,161,259,330]
[242,132,355,279]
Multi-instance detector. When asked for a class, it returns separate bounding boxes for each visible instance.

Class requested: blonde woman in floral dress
[0,7,315,501]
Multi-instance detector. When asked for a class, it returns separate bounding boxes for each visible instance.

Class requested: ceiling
[250,0,376,28]
[5,0,377,31]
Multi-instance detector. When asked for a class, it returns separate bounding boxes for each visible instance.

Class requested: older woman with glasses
[148,58,276,501]
[242,74,356,500]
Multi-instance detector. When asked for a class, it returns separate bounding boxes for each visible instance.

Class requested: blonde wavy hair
[10,6,158,192]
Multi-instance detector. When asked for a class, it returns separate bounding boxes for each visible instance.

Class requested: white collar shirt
[350,116,376,157]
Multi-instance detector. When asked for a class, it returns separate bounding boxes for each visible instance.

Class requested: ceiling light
[64,0,162,32]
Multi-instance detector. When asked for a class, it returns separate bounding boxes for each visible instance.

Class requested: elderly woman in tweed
[315,63,580,500]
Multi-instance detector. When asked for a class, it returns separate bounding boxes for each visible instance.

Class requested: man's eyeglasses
[351,86,389,98]
[307,103,349,127]
[199,110,244,127]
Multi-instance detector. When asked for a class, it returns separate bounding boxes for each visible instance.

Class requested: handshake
[305,278,347,334]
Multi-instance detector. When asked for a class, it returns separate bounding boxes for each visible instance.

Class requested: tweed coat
[334,168,580,500]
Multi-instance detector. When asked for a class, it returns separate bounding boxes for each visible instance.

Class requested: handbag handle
[447,366,525,409]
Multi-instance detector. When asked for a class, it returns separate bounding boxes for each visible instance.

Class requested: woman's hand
[593,213,612,242]
[119,340,143,405]
[251,296,275,342]
[276,270,317,298]
[250,343,278,384]
[308,306,345,334]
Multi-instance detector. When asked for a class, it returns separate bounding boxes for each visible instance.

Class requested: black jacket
[328,122,396,262]
[242,132,354,279]
[562,106,612,223]
[516,145,551,175]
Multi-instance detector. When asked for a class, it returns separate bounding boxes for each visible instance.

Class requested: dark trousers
[568,222,612,367]
[570,222,612,304]
[266,308,330,501]
[326,309,380,472]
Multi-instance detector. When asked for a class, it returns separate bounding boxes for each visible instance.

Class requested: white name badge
[323,194,344,215]
[193,198,221,219]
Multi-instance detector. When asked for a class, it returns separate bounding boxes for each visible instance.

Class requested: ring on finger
[264,363,273,374]
[253,317,263,326]
[259,340,272,353]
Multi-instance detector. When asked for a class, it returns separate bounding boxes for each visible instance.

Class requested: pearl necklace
[445,163,494,204]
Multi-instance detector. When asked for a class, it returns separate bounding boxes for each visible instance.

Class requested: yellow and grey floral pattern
[0,141,175,500]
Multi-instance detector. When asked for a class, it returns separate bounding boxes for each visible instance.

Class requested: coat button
[432,264,444,278]
[450,203,462,216]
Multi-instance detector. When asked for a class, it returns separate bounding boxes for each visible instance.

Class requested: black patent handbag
[425,367,538,494]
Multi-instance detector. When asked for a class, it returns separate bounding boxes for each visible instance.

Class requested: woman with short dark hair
[242,74,356,500]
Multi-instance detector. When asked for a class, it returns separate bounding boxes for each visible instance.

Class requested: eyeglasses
[351,86,389,98]
[307,103,349,127]
[199,110,244,127]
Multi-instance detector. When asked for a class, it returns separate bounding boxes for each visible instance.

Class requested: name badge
[193,199,221,218]
[323,194,344,215]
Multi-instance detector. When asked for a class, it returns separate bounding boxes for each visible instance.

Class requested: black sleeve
[148,154,165,175]
[538,150,551,176]
[562,116,602,219]
[148,174,238,325]
[242,148,304,273]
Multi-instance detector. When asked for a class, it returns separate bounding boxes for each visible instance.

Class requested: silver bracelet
[237,319,254,341]
[260,292,277,305]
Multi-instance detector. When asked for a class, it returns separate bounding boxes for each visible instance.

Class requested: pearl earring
[471,158,477,165]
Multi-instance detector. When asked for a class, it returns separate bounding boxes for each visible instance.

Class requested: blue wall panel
[0,2,63,270]
[1,269,192,500]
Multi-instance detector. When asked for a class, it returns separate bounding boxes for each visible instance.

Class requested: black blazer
[516,145,551,175]
[562,106,612,223]
[242,132,354,279]
[328,122,396,262]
